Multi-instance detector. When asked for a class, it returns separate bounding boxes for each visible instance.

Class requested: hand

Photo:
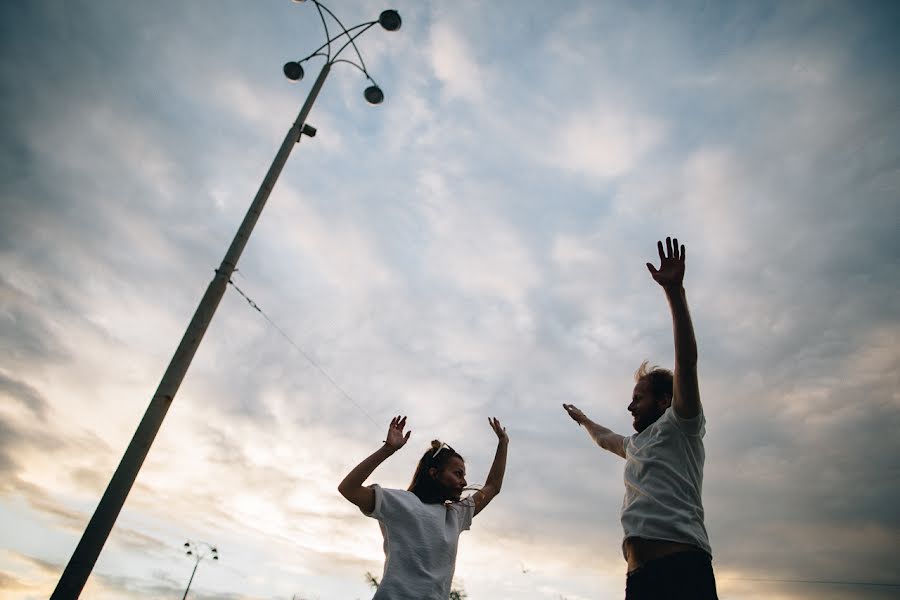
[489,417,509,444]
[385,415,411,451]
[646,237,685,290]
[563,403,588,425]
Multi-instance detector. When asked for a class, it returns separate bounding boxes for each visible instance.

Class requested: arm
[338,415,410,514]
[647,237,701,419]
[563,404,625,458]
[473,417,509,516]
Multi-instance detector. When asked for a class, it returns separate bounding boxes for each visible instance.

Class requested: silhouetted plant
[449,588,467,600]
[364,571,380,589]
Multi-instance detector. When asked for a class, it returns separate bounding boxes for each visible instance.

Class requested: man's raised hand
[647,236,686,290]
[386,415,411,451]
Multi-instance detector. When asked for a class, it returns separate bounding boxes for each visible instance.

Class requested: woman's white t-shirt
[363,484,475,600]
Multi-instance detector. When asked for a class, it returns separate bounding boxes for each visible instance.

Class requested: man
[563,237,717,599]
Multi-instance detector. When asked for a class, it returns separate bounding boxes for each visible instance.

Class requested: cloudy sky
[2,1,899,599]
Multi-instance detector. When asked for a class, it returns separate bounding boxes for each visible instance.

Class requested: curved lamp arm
[285,1,400,103]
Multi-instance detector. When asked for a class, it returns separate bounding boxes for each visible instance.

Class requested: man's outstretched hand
[647,237,685,290]
[563,403,588,426]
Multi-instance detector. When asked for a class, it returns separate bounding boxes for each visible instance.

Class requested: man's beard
[634,407,665,432]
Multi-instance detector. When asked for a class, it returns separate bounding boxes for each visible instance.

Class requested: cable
[721,576,900,588]
[227,278,381,430]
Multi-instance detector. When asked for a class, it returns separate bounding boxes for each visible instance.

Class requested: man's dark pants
[625,550,718,600]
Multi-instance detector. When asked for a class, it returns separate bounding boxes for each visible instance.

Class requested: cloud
[0,372,49,419]
[428,22,486,103]
[0,571,29,591]
[544,102,667,180]
[418,169,541,304]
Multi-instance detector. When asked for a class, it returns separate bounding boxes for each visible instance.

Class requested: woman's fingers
[490,417,508,440]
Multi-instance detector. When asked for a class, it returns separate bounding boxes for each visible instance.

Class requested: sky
[1,1,899,599]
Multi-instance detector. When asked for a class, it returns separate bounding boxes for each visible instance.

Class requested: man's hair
[407,440,464,504]
[635,360,674,402]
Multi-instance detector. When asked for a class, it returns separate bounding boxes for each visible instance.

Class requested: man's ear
[660,393,673,410]
[428,467,438,479]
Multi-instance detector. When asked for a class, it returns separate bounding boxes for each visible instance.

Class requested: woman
[338,415,509,600]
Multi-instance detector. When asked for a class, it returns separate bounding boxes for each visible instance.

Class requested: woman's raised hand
[385,415,411,451]
[489,417,509,444]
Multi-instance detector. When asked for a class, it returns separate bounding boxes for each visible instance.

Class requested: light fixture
[378,10,401,31]
[364,85,384,104]
[283,61,305,81]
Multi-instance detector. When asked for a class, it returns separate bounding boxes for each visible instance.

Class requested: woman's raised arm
[338,416,410,513]
[473,417,509,516]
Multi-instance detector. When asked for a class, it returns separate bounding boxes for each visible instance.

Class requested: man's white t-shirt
[621,405,712,557]
[363,484,475,600]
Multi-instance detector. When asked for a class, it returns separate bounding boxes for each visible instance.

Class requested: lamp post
[181,541,218,600]
[50,3,400,598]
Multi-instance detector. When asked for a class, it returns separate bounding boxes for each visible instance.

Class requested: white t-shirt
[363,484,475,600]
[621,405,711,557]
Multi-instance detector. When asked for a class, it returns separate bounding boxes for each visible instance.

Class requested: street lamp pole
[182,561,200,600]
[50,3,400,598]
[181,541,218,600]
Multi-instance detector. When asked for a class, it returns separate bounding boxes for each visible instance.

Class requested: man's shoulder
[665,404,705,435]
[627,407,704,451]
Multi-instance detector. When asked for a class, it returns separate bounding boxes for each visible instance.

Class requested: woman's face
[431,456,467,501]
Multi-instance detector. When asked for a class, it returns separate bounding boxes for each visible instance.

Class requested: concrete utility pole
[50,3,400,597]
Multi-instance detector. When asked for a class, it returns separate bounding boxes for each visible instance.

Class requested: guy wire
[226,276,381,429]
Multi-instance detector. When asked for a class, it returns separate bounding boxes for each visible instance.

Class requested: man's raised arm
[563,404,625,458]
[646,237,701,419]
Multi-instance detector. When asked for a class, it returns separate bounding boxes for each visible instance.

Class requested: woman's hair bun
[430,439,442,449]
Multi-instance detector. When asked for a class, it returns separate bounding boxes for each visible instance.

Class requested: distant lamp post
[50,2,400,598]
[181,541,218,600]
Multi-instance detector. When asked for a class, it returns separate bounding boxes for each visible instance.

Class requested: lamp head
[364,85,384,105]
[283,61,304,81]
[379,10,401,31]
